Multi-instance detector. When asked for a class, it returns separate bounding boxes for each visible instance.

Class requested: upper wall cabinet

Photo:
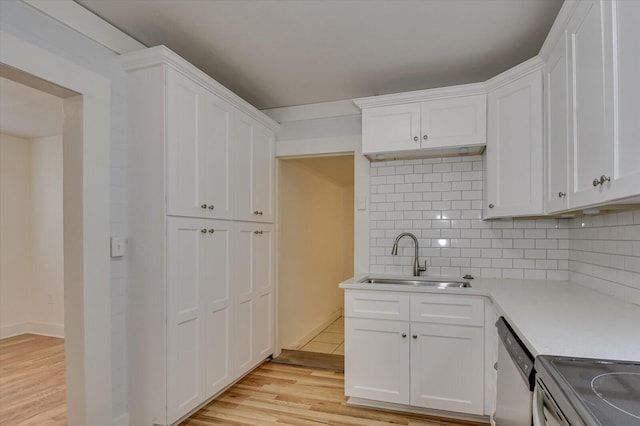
[485,60,544,219]
[544,31,570,214]
[543,0,640,210]
[354,86,486,159]
[167,68,233,219]
[233,113,275,223]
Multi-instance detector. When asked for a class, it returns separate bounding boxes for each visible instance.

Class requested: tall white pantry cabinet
[120,46,278,426]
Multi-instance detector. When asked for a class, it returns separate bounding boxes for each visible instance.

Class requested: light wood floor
[0,334,66,425]
[182,362,486,426]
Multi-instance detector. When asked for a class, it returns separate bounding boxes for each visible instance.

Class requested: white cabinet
[167,68,233,220]
[345,318,410,404]
[566,0,612,208]
[344,290,486,416]
[233,113,275,222]
[486,66,544,218]
[233,223,274,378]
[545,32,570,213]
[121,46,278,426]
[166,217,232,423]
[357,89,486,158]
[410,323,484,414]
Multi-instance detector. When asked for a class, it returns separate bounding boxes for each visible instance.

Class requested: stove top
[536,356,640,426]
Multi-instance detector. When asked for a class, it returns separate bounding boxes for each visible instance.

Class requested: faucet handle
[418,260,427,273]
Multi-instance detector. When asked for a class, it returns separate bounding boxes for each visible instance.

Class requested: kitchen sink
[358,276,471,288]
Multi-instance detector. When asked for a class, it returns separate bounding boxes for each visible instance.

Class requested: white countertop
[340,274,640,362]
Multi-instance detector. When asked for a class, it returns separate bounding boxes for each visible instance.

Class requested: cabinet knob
[401,333,407,338]
[254,230,263,235]
[208,205,214,210]
[200,229,207,234]
[558,192,566,198]
[600,175,611,185]
[201,204,207,209]
[488,203,494,209]
[593,178,601,187]
[413,136,419,142]
[208,228,215,233]
[423,134,428,141]
[253,210,264,216]
[412,335,418,339]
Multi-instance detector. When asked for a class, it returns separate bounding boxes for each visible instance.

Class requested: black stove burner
[536,355,640,426]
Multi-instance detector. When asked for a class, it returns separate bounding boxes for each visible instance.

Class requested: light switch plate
[357,194,367,211]
[110,236,126,257]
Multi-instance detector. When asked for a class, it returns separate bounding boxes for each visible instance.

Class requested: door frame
[1,31,112,425]
[273,135,369,356]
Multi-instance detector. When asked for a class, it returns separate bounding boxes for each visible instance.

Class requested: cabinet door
[410,323,484,415]
[166,69,232,219]
[344,318,410,404]
[232,223,274,379]
[362,103,421,154]
[165,218,212,422]
[202,221,233,397]
[545,32,570,213]
[486,71,543,218]
[421,94,486,149]
[233,112,274,222]
[605,0,640,201]
[567,0,612,208]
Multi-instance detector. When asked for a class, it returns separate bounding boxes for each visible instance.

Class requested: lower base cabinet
[344,290,486,417]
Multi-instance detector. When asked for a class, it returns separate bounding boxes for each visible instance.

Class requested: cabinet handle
[558,192,566,198]
[201,204,207,209]
[200,228,207,234]
[208,205,214,210]
[253,210,263,216]
[401,333,407,338]
[423,134,428,141]
[599,175,611,185]
[593,178,601,187]
[254,230,263,235]
[413,136,419,142]
[208,229,215,233]
[488,203,494,209]
[412,335,417,339]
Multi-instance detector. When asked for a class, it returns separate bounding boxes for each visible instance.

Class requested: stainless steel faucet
[391,232,427,277]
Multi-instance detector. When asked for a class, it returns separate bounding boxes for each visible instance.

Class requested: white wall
[0,134,65,337]
[1,0,129,419]
[278,156,354,349]
[29,135,65,333]
[0,133,32,336]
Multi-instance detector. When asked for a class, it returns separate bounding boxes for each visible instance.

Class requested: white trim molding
[538,0,581,61]
[484,56,545,91]
[22,0,145,54]
[353,82,487,110]
[263,99,360,123]
[119,45,279,132]
[0,322,65,339]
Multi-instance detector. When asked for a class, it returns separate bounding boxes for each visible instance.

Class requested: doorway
[0,75,67,423]
[1,30,113,425]
[276,154,354,369]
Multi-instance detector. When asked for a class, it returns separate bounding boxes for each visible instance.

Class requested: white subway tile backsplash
[369,157,640,306]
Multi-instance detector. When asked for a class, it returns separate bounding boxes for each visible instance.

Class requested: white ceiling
[0,77,64,139]
[76,0,562,110]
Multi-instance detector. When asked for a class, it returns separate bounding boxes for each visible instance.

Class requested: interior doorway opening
[276,154,354,369]
[0,69,74,425]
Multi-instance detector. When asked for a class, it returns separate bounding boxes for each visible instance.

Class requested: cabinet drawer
[345,291,410,321]
[410,295,484,326]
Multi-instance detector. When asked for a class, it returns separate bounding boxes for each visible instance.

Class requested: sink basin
[358,276,471,288]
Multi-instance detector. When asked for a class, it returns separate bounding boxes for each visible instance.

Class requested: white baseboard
[0,322,65,339]
[287,308,342,350]
[112,413,129,426]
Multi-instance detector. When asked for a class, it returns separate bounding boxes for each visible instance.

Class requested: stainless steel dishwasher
[493,317,536,425]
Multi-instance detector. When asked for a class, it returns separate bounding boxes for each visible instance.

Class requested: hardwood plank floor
[0,334,66,426]
[182,362,486,426]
